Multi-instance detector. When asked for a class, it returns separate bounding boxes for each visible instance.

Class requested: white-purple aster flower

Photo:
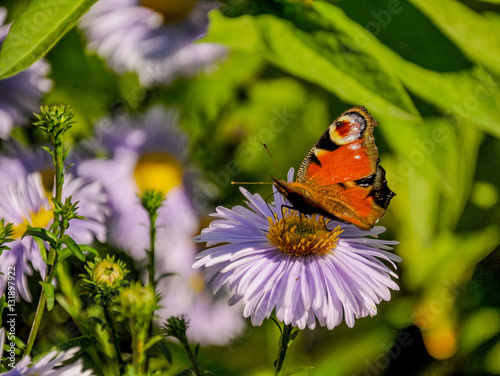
[0,160,108,301]
[194,169,401,330]
[0,8,52,139]
[79,0,227,86]
[77,106,245,345]
[0,328,94,375]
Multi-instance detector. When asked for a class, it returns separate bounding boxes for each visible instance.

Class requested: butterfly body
[273,106,394,230]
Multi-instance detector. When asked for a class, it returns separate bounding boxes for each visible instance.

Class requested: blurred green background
[1,0,500,375]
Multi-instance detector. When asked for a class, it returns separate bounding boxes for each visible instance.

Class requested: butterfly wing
[297,106,378,184]
[273,106,394,230]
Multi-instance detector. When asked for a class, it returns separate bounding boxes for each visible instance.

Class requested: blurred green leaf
[411,0,500,76]
[485,339,500,374]
[0,0,98,79]
[462,308,500,353]
[204,11,262,52]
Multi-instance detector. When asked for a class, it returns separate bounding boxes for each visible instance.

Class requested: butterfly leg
[321,216,330,232]
[277,204,298,236]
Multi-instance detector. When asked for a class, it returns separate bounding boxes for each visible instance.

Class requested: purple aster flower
[0,328,94,375]
[0,8,52,139]
[194,169,401,330]
[79,0,227,87]
[77,106,245,345]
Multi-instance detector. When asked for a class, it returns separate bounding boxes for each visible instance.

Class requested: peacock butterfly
[273,106,394,230]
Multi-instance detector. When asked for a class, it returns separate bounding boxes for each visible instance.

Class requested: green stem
[275,324,294,376]
[180,337,202,376]
[103,300,125,374]
[24,248,60,356]
[132,324,148,375]
[145,211,158,373]
[24,287,47,355]
[147,215,156,289]
[24,144,65,356]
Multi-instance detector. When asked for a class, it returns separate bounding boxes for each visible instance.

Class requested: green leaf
[40,146,53,156]
[33,236,48,263]
[78,244,99,256]
[0,0,98,79]
[62,147,71,163]
[23,227,58,249]
[40,282,55,311]
[90,316,105,327]
[290,329,300,342]
[411,0,500,76]
[157,340,173,365]
[58,247,75,263]
[144,335,163,352]
[60,235,85,261]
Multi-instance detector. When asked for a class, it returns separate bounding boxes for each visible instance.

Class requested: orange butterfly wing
[273,106,394,230]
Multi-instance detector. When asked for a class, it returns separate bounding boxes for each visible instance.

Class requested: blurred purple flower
[79,0,227,87]
[0,328,94,375]
[0,141,108,244]
[194,169,402,330]
[0,143,108,301]
[77,106,191,259]
[0,8,52,139]
[77,106,245,345]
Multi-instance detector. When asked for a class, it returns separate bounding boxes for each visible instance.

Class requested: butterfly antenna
[263,142,284,180]
[231,181,273,185]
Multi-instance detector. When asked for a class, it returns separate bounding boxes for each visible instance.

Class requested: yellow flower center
[133,152,183,194]
[12,207,53,239]
[267,212,342,256]
[141,0,197,24]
